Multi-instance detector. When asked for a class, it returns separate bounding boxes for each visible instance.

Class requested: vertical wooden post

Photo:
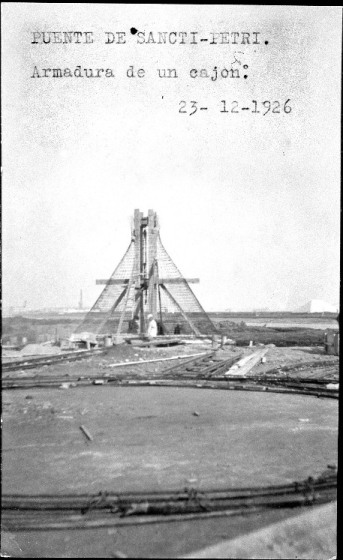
[121,209,160,336]
[115,271,135,343]
[133,209,144,334]
[147,209,158,318]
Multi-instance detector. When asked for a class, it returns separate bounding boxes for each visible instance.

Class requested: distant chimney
[79,289,83,310]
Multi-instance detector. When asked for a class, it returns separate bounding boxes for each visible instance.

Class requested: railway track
[2,352,239,389]
[2,473,337,531]
[2,348,108,373]
[1,349,233,376]
[261,359,339,378]
[2,351,339,398]
[2,351,338,531]
[160,351,243,377]
[1,375,339,398]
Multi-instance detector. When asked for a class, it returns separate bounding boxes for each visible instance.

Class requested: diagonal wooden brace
[160,284,201,337]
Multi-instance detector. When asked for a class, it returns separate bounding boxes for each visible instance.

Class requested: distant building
[297,300,339,313]
[3,306,90,317]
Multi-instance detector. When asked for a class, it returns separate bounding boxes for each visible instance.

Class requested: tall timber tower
[76,209,217,339]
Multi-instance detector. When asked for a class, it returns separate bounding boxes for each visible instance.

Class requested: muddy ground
[2,313,338,347]
[1,343,339,558]
[3,386,338,494]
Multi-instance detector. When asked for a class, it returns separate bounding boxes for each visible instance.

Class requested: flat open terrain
[2,312,339,347]
[1,344,339,558]
[2,387,338,495]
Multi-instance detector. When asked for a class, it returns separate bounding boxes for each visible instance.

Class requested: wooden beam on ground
[107,352,208,368]
[225,349,268,376]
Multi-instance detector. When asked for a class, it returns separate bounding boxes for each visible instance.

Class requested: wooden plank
[159,278,199,284]
[96,279,129,285]
[115,269,136,342]
[129,338,184,348]
[96,278,199,285]
[107,352,208,367]
[225,349,268,376]
[79,425,93,441]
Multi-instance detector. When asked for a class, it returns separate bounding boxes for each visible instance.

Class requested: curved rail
[2,372,339,398]
[2,473,337,531]
[2,348,108,373]
[2,353,338,530]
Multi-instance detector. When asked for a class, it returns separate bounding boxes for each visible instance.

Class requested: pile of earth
[215,323,326,347]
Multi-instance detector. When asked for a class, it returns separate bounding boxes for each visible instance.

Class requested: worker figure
[146,314,158,338]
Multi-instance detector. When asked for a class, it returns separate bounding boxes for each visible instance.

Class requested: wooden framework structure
[77,209,216,339]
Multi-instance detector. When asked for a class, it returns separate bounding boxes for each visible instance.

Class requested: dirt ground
[2,341,339,380]
[2,386,338,494]
[1,507,321,559]
[3,312,338,347]
[1,343,339,558]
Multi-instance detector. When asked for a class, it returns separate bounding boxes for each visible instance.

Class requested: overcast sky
[2,4,341,311]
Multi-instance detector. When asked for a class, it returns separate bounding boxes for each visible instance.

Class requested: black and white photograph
[1,4,340,558]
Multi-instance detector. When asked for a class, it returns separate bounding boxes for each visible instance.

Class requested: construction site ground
[1,342,338,558]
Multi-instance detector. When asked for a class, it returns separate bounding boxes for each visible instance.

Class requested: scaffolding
[75,209,217,338]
